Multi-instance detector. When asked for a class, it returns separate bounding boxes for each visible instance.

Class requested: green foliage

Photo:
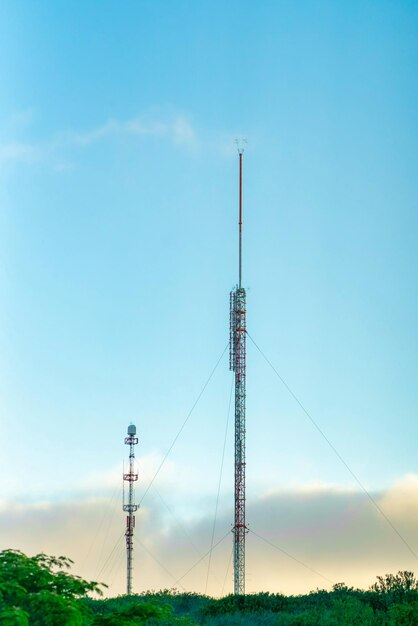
[203,614,277,625]
[0,550,103,599]
[368,571,418,613]
[84,590,203,625]
[86,573,418,625]
[371,571,418,596]
[269,598,373,626]
[141,590,208,617]
[0,549,103,626]
[0,606,29,626]
[4,550,418,625]
[27,591,84,626]
[202,592,288,616]
[388,601,418,625]
[322,597,376,625]
[91,600,196,625]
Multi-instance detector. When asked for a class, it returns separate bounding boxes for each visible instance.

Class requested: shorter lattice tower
[123,423,139,595]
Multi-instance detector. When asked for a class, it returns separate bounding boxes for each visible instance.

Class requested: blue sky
[1,0,418,594]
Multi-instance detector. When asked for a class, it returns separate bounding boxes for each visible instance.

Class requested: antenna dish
[127,424,136,436]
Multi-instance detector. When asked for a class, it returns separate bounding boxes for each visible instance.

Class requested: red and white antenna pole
[239,150,243,289]
[230,145,247,595]
[123,423,139,595]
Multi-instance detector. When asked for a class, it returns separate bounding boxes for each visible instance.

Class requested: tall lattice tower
[229,149,247,595]
[123,423,139,595]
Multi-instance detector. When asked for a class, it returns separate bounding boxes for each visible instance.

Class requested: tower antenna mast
[123,423,139,595]
[229,144,247,595]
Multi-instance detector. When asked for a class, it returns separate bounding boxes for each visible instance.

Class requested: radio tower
[123,423,139,595]
[229,147,247,595]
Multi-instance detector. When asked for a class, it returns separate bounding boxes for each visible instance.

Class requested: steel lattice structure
[123,424,139,595]
[229,150,247,595]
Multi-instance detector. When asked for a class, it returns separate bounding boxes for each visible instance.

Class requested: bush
[0,550,103,625]
[388,601,418,625]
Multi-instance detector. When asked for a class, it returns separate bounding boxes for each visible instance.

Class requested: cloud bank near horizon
[2,475,418,598]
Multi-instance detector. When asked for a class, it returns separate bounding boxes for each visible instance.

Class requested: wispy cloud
[66,115,198,151]
[0,141,40,165]
[0,111,240,172]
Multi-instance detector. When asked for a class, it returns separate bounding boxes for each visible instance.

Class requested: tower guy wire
[139,343,228,506]
[173,530,231,588]
[249,529,334,585]
[96,530,126,581]
[247,331,418,561]
[134,536,187,592]
[205,377,234,594]
[137,460,203,560]
[221,546,234,596]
